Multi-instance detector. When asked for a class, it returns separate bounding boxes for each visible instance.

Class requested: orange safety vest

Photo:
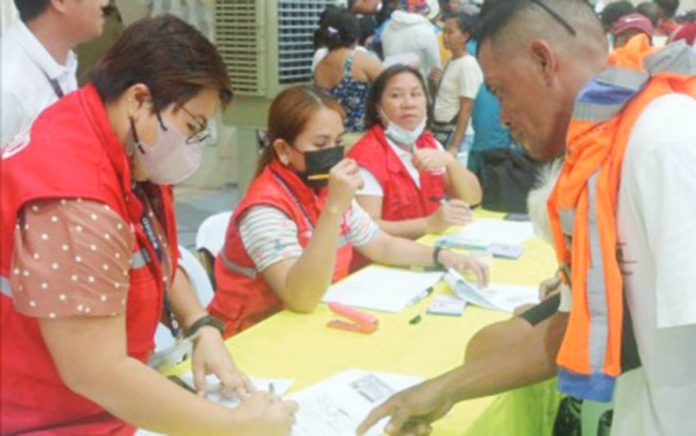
[548,38,696,402]
[208,160,354,337]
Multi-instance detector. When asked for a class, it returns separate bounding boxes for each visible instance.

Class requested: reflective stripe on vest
[1,275,12,298]
[559,208,575,237]
[586,172,609,373]
[219,250,257,279]
[644,40,696,76]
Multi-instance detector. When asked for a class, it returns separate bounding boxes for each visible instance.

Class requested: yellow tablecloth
[170,211,563,435]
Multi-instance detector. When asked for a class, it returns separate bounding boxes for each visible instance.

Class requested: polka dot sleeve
[10,198,135,319]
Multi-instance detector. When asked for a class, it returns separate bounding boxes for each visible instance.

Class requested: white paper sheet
[322,266,445,313]
[289,369,423,436]
[444,269,540,313]
[444,219,535,247]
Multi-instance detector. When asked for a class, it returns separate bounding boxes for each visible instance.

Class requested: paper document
[323,266,444,312]
[442,219,535,247]
[289,369,423,436]
[444,269,540,313]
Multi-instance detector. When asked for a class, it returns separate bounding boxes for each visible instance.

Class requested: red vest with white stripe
[348,124,446,221]
[0,85,178,434]
[209,160,354,337]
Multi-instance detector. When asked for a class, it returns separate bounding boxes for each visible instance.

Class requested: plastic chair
[195,211,233,282]
[152,245,215,359]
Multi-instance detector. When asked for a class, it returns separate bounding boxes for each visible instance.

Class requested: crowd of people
[1,0,694,435]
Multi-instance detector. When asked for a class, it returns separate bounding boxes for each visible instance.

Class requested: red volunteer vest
[208,160,354,337]
[348,124,445,221]
[0,85,178,434]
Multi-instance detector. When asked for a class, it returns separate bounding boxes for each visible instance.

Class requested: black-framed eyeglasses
[178,105,212,145]
[529,0,577,36]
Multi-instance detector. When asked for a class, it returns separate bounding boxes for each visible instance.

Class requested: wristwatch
[432,246,446,270]
[185,314,225,338]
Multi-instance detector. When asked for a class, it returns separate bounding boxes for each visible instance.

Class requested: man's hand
[231,391,299,436]
[192,327,256,400]
[356,378,453,435]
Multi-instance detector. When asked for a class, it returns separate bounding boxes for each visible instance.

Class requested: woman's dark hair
[90,15,233,112]
[364,65,431,129]
[14,0,49,22]
[319,7,360,50]
[255,86,345,177]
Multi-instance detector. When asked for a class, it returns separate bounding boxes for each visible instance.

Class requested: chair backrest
[195,211,233,258]
[153,245,215,354]
[195,211,233,283]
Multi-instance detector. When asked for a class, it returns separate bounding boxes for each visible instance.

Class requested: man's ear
[529,39,558,87]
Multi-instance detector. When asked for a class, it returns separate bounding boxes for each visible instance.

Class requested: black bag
[478,149,541,213]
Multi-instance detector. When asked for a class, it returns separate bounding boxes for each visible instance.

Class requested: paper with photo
[445,269,539,313]
[323,266,444,312]
[288,369,423,436]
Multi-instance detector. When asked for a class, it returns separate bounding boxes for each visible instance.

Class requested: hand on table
[232,391,299,436]
[425,200,473,233]
[356,378,453,436]
[438,250,490,289]
[192,326,256,400]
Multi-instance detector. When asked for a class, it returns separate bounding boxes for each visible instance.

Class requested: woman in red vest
[348,65,482,240]
[209,85,489,337]
[0,15,296,435]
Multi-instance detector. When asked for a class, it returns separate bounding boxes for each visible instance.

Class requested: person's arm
[446,97,474,156]
[350,0,381,14]
[168,266,255,398]
[356,193,473,239]
[412,147,482,206]
[39,315,296,436]
[262,159,363,313]
[357,230,489,288]
[360,51,385,82]
[357,311,568,435]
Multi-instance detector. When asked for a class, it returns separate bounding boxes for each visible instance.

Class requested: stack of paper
[289,369,423,436]
[439,219,535,249]
[322,266,445,313]
[444,269,539,313]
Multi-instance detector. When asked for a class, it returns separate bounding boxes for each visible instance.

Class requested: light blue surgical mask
[383,113,426,145]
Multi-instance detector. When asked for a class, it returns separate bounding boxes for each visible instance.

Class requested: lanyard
[136,185,180,338]
[40,70,64,98]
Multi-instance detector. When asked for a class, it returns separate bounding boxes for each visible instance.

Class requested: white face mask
[383,113,426,145]
[131,115,207,185]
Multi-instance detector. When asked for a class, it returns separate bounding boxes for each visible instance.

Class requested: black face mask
[296,146,344,189]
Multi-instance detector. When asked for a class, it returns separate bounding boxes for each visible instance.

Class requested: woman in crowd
[0,15,296,435]
[430,12,483,159]
[208,85,488,337]
[348,65,481,241]
[314,6,383,135]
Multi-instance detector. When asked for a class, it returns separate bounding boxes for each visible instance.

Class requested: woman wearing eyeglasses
[0,15,296,435]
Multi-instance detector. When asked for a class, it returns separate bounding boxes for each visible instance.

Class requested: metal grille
[277,0,336,84]
[216,0,262,95]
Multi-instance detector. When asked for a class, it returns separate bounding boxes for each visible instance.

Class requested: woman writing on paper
[1,15,295,435]
[208,86,489,337]
[348,65,482,241]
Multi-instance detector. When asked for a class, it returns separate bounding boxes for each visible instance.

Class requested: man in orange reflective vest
[357,1,696,435]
